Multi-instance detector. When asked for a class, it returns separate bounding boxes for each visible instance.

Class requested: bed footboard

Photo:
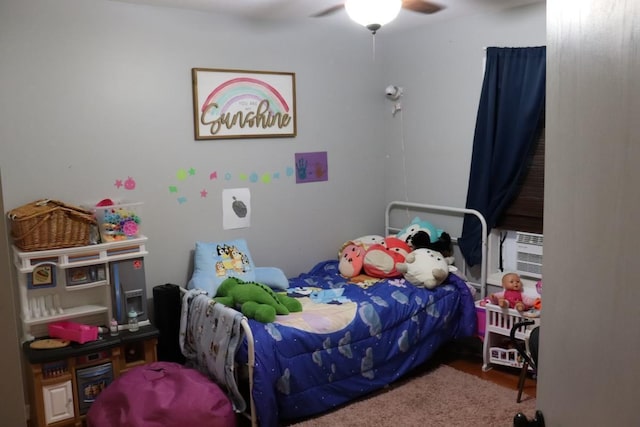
[179,288,257,427]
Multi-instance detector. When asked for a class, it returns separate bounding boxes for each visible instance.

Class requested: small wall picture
[28,264,56,289]
[222,188,251,230]
[295,151,328,183]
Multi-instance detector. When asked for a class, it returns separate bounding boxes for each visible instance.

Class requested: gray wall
[0,0,387,285]
[0,171,26,427]
[379,3,546,234]
[0,0,545,424]
[540,0,640,425]
[0,0,547,284]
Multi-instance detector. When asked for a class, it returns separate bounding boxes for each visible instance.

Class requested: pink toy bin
[48,321,99,344]
[475,300,487,340]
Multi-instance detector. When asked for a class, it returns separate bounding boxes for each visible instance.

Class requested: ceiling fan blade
[312,1,444,19]
[311,4,346,18]
[401,0,444,14]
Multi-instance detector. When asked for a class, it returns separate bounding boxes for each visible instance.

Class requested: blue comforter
[236,260,477,426]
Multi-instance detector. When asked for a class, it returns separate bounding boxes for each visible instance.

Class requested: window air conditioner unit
[515,232,543,279]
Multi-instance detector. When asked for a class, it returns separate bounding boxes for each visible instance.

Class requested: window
[496,119,545,234]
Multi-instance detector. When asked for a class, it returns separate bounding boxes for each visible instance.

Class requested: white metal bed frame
[385,200,488,298]
[180,201,488,427]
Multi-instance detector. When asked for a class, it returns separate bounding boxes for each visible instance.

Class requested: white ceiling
[111,0,545,33]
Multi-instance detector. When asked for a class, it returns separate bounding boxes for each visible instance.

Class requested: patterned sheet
[229,260,477,426]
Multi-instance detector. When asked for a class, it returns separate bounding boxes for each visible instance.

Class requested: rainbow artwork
[193,69,296,140]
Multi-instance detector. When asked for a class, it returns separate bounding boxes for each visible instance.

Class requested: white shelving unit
[481,271,540,371]
[482,302,540,371]
[12,236,148,342]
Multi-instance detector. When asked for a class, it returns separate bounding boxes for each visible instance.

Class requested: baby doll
[490,272,535,312]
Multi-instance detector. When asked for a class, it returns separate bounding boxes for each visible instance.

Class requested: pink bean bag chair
[86,362,236,427]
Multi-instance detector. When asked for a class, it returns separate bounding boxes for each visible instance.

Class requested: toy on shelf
[48,321,99,344]
[93,199,142,242]
[489,272,536,312]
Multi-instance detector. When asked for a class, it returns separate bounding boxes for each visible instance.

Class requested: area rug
[287,365,536,427]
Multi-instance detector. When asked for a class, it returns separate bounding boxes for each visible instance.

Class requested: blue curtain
[459,46,546,266]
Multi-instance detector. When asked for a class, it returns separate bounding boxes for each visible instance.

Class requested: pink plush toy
[338,235,385,278]
[339,243,365,277]
[362,237,411,278]
[489,272,536,312]
[338,236,411,279]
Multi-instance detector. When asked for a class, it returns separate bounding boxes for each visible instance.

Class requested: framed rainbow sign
[192,68,297,140]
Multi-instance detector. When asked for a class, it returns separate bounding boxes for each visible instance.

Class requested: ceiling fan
[313,0,444,33]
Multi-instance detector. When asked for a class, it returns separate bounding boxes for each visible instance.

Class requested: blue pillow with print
[187,239,256,296]
[187,239,290,295]
[254,266,289,291]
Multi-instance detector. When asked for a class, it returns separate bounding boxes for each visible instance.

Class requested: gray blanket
[179,289,246,412]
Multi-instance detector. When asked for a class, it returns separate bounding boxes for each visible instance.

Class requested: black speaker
[152,284,185,364]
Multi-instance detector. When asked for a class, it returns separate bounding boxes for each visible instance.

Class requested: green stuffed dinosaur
[214,277,302,323]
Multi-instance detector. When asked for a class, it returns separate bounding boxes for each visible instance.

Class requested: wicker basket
[7,199,96,251]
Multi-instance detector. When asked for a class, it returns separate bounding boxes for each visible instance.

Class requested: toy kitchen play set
[9,199,157,427]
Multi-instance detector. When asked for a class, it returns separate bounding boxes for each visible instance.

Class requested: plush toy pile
[337,217,455,288]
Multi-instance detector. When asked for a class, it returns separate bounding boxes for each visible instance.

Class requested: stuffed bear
[489,272,536,312]
[396,217,444,248]
[411,231,454,258]
[214,277,302,323]
[396,248,453,289]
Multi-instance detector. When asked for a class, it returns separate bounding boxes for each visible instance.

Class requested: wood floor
[435,336,537,399]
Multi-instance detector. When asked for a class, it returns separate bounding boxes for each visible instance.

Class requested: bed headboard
[385,201,488,299]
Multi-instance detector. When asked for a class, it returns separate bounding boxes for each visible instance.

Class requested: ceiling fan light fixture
[345,0,402,33]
